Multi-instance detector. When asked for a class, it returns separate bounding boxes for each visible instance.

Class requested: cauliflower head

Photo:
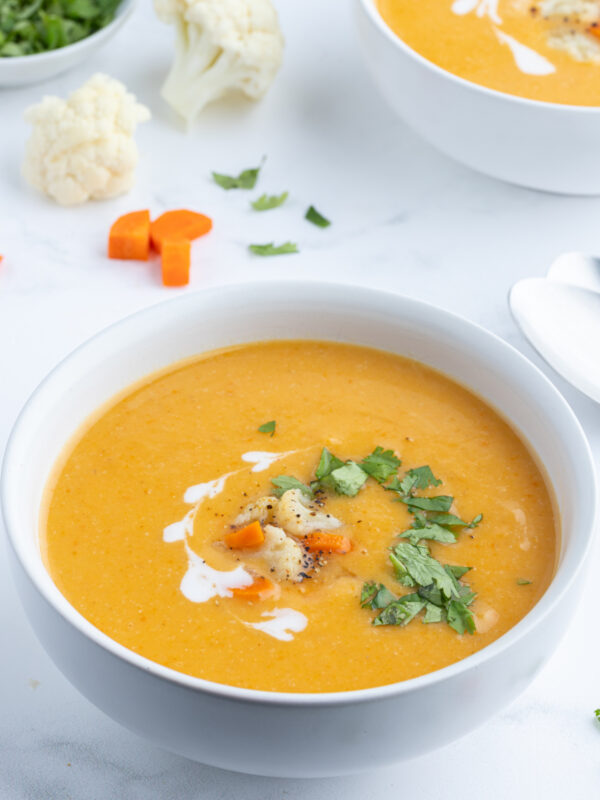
[154,0,284,124]
[22,73,150,206]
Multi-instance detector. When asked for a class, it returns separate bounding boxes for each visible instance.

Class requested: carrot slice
[225,520,265,549]
[589,25,600,40]
[108,210,150,261]
[161,239,191,287]
[303,532,352,554]
[150,210,212,253]
[232,576,275,601]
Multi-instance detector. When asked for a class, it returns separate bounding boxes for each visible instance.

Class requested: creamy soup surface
[377,0,600,105]
[43,341,557,693]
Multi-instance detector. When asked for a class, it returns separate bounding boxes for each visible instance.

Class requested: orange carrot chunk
[225,520,265,549]
[161,239,191,287]
[108,210,151,261]
[150,210,212,253]
[303,532,352,554]
[232,576,275,601]
[589,25,600,40]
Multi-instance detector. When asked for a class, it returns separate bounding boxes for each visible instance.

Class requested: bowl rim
[0,0,136,66]
[358,0,600,113]
[2,280,597,707]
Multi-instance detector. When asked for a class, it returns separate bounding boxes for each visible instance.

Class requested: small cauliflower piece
[22,74,150,206]
[275,489,342,537]
[233,495,279,527]
[154,0,284,124]
[260,524,311,582]
[547,28,600,61]
[540,0,600,22]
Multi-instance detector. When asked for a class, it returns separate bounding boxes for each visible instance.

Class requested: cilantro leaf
[423,602,445,624]
[390,542,459,599]
[446,599,476,635]
[425,512,468,526]
[360,582,396,610]
[271,475,313,498]
[327,461,368,497]
[404,466,442,491]
[257,420,276,436]
[360,447,401,484]
[401,495,454,513]
[595,709,600,722]
[314,447,344,481]
[468,513,483,528]
[251,192,288,211]
[213,165,261,190]
[305,205,331,228]
[248,242,299,257]
[373,594,426,626]
[446,564,472,579]
[399,522,457,545]
[516,578,532,586]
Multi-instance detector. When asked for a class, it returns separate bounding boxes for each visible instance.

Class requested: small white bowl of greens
[0,0,135,87]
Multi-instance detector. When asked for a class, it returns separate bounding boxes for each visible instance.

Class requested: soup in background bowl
[356,0,600,194]
[1,283,595,776]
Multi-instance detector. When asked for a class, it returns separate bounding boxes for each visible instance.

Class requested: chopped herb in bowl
[0,0,123,57]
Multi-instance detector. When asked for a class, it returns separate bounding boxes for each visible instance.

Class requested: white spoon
[509,276,600,404]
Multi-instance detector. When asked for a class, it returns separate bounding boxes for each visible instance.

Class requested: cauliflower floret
[233,495,279,526]
[547,28,600,61]
[540,0,600,22]
[260,524,312,582]
[22,74,150,206]
[275,489,342,537]
[154,0,284,124]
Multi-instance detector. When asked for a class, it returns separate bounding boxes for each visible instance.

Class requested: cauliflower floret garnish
[154,0,284,124]
[275,489,342,537]
[233,495,279,527]
[22,74,150,206]
[260,525,313,583]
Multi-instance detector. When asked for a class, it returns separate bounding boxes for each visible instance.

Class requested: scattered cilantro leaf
[446,565,472,580]
[390,543,458,599]
[423,602,445,624]
[595,709,600,722]
[213,164,262,190]
[404,466,442,491]
[314,447,344,481]
[468,513,483,528]
[251,191,288,211]
[399,522,457,545]
[305,205,331,228]
[257,420,276,436]
[360,582,396,610]
[248,242,299,257]
[446,599,476,634]
[360,447,401,484]
[401,495,454,513]
[373,594,426,627]
[271,475,313,498]
[516,578,532,586]
[425,512,468,527]
[328,461,368,496]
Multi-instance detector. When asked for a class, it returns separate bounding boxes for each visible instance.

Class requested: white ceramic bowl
[0,0,136,88]
[356,0,600,195]
[1,282,596,777]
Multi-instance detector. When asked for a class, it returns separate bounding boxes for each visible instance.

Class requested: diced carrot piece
[108,210,150,261]
[589,25,600,40]
[150,210,212,253]
[303,532,352,554]
[161,239,191,287]
[225,520,265,549]
[232,576,276,601]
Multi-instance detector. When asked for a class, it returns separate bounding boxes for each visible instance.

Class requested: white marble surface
[1,1,600,796]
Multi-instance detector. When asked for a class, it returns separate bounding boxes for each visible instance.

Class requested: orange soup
[377,0,600,105]
[43,341,557,693]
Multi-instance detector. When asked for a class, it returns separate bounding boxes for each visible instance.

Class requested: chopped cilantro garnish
[248,242,299,257]
[305,205,331,228]
[360,582,396,610]
[271,475,313,498]
[516,578,532,586]
[327,461,368,497]
[595,709,600,722]
[405,465,442,491]
[257,420,276,436]
[399,522,457,545]
[251,192,288,211]
[213,164,262,190]
[401,495,454,513]
[390,542,459,600]
[360,447,401,484]
[314,447,344,481]
[423,602,445,624]
[373,594,426,627]
[446,599,476,635]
